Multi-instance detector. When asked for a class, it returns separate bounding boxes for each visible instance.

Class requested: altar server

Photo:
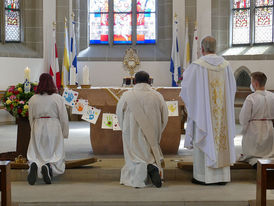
[116,71,168,188]
[239,72,274,167]
[180,36,236,185]
[27,73,69,185]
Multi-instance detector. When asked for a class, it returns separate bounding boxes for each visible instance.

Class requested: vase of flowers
[0,82,37,160]
[2,83,37,118]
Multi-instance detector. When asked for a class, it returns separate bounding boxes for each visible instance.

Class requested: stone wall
[0,0,43,58]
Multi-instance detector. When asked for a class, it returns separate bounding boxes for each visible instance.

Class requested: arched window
[5,0,21,42]
[232,0,273,45]
[89,0,156,45]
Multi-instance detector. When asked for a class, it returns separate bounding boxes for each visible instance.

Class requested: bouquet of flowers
[2,83,37,118]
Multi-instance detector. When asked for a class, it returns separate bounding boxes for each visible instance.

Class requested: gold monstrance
[123,47,140,78]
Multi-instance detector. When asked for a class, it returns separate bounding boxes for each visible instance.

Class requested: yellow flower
[23,105,28,110]
[17,87,23,93]
[6,99,12,104]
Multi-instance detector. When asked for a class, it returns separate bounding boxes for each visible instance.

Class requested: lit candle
[70,66,76,85]
[82,65,90,85]
[24,67,30,82]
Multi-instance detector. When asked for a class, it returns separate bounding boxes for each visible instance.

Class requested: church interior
[0,0,274,205]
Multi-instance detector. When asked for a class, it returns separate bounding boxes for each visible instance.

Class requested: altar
[74,87,185,155]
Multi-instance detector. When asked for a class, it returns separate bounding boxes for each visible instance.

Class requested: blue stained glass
[137,13,156,44]
[114,13,132,44]
[89,13,109,44]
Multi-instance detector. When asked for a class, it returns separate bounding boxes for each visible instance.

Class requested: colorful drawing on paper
[81,106,101,124]
[72,99,89,115]
[112,114,121,131]
[166,101,179,116]
[62,88,79,107]
[102,113,114,129]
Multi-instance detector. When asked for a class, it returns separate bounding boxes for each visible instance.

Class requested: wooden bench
[0,161,11,206]
[257,159,274,206]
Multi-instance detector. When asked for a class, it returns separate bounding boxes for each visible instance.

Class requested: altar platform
[2,122,274,205]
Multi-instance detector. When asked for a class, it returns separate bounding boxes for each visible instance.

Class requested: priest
[116,71,168,188]
[180,36,236,185]
[239,72,274,167]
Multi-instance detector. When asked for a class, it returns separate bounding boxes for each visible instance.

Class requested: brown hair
[37,73,57,95]
[251,72,267,87]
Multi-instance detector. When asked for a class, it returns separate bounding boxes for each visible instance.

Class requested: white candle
[24,67,30,82]
[82,65,90,85]
[70,67,76,85]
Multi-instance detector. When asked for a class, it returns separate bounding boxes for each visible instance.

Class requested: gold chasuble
[194,59,230,168]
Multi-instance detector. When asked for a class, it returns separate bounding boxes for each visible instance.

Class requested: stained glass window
[89,0,109,44]
[113,0,132,44]
[136,0,156,44]
[89,0,157,45]
[232,9,250,44]
[5,0,21,42]
[256,0,273,7]
[233,0,250,8]
[254,0,273,43]
[255,8,273,43]
[232,0,274,45]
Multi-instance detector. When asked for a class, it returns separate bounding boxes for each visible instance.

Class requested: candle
[24,67,30,82]
[70,66,76,85]
[82,65,90,85]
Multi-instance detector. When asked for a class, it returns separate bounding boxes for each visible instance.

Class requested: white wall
[77,61,171,87]
[0,57,44,90]
[197,0,211,38]
[230,60,274,90]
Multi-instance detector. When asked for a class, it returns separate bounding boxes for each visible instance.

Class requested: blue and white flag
[70,18,78,84]
[170,19,181,87]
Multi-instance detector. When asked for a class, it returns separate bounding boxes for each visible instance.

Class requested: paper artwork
[81,106,101,124]
[166,101,179,116]
[101,113,114,129]
[62,88,78,107]
[112,114,121,131]
[72,99,89,115]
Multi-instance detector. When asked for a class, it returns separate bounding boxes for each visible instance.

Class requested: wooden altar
[74,87,185,155]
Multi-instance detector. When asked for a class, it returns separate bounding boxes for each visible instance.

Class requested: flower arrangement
[2,83,37,118]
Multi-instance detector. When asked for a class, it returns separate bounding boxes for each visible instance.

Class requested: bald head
[201,36,216,55]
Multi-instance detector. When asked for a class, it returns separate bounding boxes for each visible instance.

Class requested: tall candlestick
[82,65,90,85]
[70,67,76,85]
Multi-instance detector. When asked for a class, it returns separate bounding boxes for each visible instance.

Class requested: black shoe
[46,163,53,177]
[41,165,51,184]
[27,162,38,185]
[191,178,206,185]
[147,164,162,188]
[192,178,227,186]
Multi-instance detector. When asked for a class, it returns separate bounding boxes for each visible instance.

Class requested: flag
[61,18,70,87]
[49,26,61,90]
[192,22,198,63]
[183,20,190,70]
[170,18,181,87]
[70,18,78,84]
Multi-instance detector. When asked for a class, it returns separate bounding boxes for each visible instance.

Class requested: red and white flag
[49,28,61,89]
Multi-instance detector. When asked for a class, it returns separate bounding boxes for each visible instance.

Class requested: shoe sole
[27,163,37,185]
[41,165,51,184]
[147,164,162,188]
